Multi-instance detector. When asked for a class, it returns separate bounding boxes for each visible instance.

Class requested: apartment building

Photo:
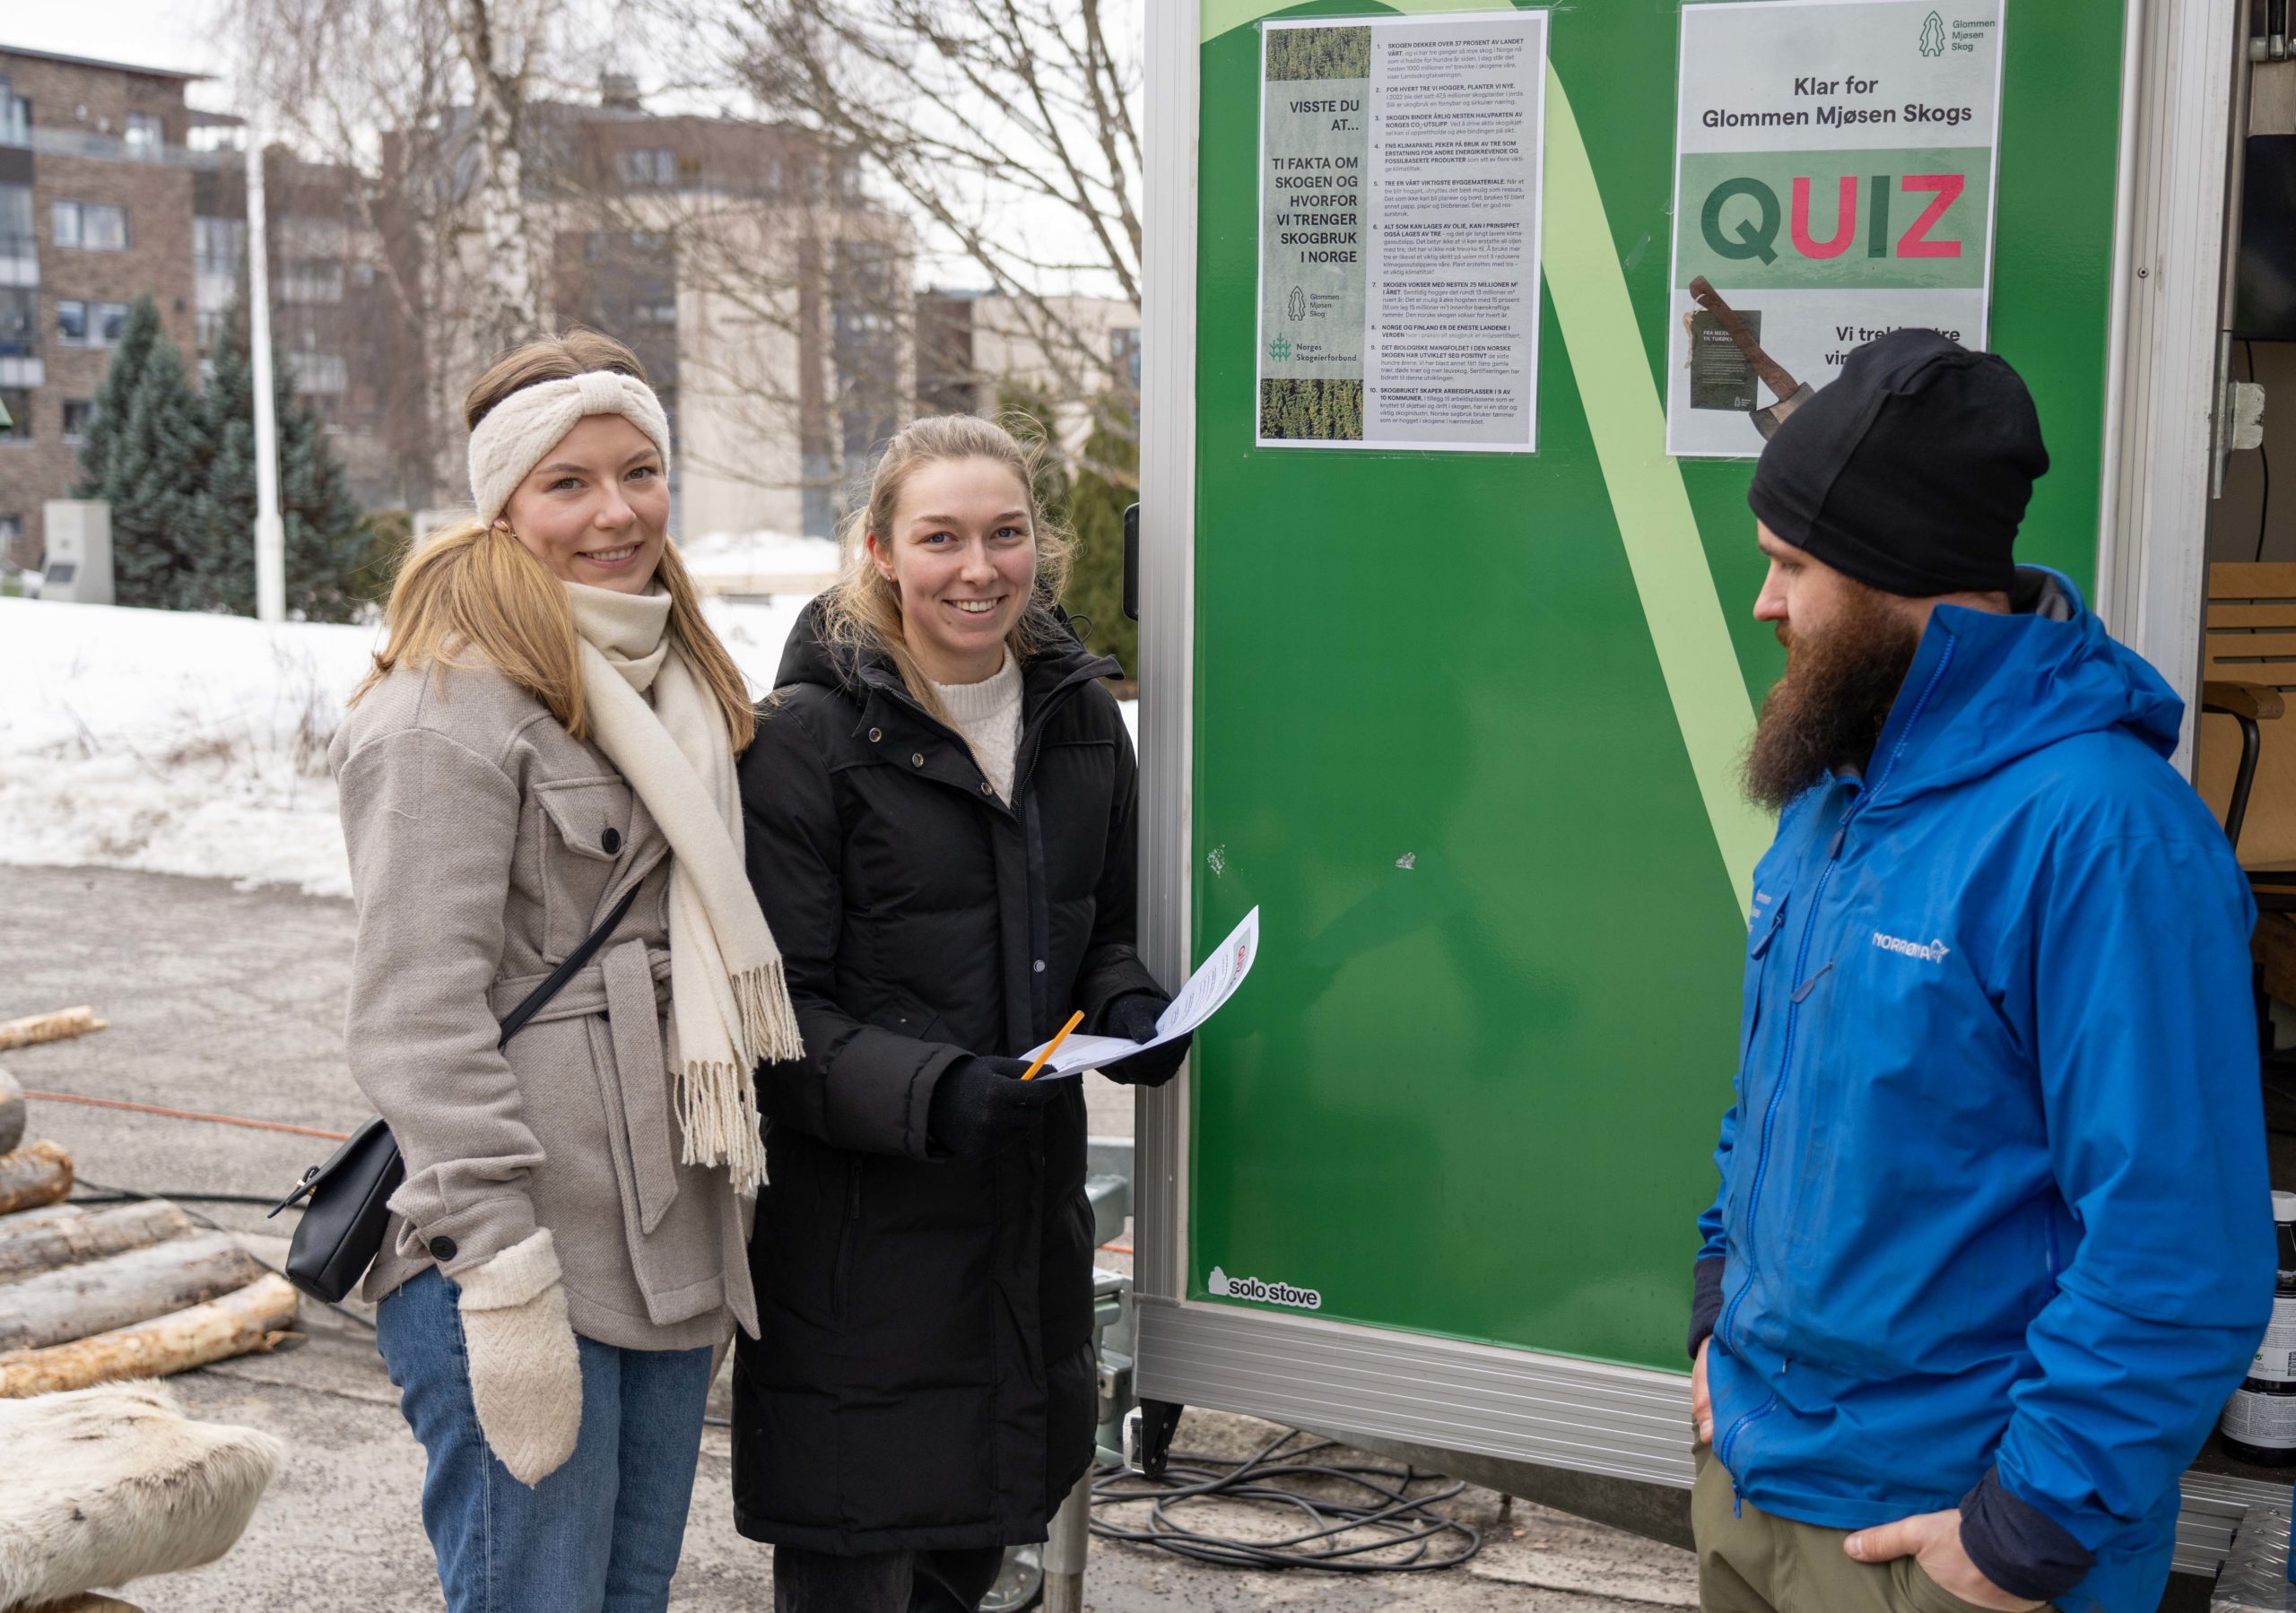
[917,290,1140,454]
[0,46,404,568]
[528,79,911,539]
[0,47,204,568]
[0,52,914,563]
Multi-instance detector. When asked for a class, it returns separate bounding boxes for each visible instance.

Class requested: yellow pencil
[1022,1010,1086,1081]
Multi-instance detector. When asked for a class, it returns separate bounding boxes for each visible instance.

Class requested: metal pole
[2213,0,2257,499]
[245,120,284,623]
[1040,1470,1092,1613]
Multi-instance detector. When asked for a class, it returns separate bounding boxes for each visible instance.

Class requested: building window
[294,353,347,395]
[0,87,26,149]
[0,390,29,443]
[1112,326,1141,388]
[194,216,244,274]
[60,399,94,444]
[196,309,229,351]
[124,113,162,157]
[280,260,344,305]
[618,148,676,189]
[53,202,128,252]
[57,300,130,347]
[0,184,30,257]
[0,287,32,358]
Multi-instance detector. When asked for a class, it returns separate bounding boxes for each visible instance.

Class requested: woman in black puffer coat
[733,414,1186,1613]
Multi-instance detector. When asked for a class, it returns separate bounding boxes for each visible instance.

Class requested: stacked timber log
[0,1125,298,1398]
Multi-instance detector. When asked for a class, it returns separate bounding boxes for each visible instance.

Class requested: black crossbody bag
[269,884,640,1304]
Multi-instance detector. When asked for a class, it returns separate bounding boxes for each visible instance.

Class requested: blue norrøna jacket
[1692,570,2273,1613]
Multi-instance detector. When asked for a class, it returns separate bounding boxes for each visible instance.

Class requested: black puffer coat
[730,600,1161,1554]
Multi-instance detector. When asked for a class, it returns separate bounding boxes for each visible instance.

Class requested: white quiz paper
[1022,907,1263,1079]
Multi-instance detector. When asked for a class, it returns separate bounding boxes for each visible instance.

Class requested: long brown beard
[1743,585,1924,812]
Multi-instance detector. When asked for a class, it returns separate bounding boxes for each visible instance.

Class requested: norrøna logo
[1208,1266,1322,1310]
[1872,931,1951,964]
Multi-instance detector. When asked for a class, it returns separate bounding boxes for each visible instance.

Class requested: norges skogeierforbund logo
[1208,1265,1322,1310]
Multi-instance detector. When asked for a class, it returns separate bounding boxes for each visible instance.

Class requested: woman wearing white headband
[332,329,800,1613]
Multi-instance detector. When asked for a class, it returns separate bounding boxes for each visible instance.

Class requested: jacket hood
[773,594,1118,699]
[1862,566,2184,805]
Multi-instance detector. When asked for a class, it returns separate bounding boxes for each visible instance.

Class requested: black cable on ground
[69,1176,377,1333]
[1089,1426,1482,1573]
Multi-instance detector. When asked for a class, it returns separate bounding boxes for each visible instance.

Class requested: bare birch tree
[652,0,1145,476]
[446,0,552,348]
[226,0,576,500]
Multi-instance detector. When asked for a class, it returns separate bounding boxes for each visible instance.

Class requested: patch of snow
[0,599,379,897]
[677,529,840,583]
[0,594,1138,896]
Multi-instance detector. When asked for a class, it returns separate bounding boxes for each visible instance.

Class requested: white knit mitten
[454,1229,582,1486]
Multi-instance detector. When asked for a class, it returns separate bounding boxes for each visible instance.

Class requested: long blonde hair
[353,331,757,754]
[819,412,1077,717]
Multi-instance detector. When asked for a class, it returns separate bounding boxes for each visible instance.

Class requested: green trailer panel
[1184,0,2124,1374]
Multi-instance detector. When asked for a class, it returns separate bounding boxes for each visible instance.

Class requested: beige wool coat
[330,657,757,1351]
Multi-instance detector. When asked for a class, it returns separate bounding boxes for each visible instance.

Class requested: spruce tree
[69,295,162,502]
[1065,405,1138,682]
[196,309,369,620]
[102,331,213,611]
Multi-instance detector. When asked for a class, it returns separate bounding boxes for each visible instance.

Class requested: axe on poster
[1687,275,1813,438]
[1020,907,1262,1079]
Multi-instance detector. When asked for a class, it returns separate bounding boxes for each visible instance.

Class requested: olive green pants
[1693,1451,2055,1613]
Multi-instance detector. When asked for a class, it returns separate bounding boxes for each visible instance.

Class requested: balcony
[27,126,220,170]
[0,232,32,290]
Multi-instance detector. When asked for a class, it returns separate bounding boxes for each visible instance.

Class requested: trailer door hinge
[2228,380,2267,455]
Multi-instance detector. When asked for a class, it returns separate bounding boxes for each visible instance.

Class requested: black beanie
[1746,329,2049,598]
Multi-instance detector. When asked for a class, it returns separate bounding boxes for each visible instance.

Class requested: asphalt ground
[0,862,1698,1611]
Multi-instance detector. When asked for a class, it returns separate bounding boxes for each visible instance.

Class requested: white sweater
[930,652,1024,802]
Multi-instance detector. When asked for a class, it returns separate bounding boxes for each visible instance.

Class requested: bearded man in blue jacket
[1688,329,2273,1613]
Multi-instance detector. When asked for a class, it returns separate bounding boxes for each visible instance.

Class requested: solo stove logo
[1208,1265,1322,1311]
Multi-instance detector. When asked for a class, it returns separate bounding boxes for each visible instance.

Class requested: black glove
[926,1056,1059,1158]
[1094,993,1191,1088]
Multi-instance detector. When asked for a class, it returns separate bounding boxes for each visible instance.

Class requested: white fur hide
[0,1381,283,1611]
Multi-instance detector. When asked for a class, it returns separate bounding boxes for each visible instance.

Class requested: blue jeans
[376,1268,714,1613]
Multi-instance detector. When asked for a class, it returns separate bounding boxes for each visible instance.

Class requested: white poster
[1256,11,1547,453]
[1664,0,2006,457]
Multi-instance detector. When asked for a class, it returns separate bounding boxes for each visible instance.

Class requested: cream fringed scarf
[562,581,800,1192]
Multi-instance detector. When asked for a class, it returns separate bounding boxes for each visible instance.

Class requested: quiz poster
[1665,0,2006,456]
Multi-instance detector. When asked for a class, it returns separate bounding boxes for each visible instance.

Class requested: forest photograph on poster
[1260,377,1364,441]
[1264,25,1370,82]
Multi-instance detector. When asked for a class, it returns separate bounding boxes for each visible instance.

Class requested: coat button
[1033,959,1046,973]
[601,827,622,854]
[911,752,925,767]
[979,782,995,795]
[869,728,883,742]
[429,1236,457,1262]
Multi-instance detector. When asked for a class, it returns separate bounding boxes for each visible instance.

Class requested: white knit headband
[466,369,674,526]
